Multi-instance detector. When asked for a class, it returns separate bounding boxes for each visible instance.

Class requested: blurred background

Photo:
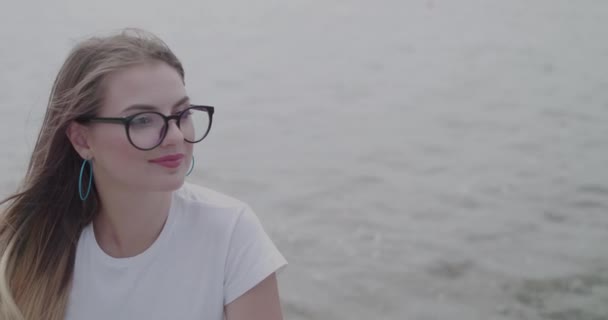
[1,0,607,319]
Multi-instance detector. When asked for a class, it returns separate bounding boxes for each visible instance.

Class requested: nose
[160,120,184,147]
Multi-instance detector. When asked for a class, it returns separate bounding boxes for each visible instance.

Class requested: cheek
[90,127,143,164]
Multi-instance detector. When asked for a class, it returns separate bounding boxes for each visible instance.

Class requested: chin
[143,175,186,192]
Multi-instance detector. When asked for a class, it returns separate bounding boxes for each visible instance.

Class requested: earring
[79,159,93,201]
[186,156,195,176]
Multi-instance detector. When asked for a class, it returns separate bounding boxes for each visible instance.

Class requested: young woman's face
[86,62,193,192]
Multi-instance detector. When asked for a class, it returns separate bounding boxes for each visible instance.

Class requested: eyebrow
[121,96,190,114]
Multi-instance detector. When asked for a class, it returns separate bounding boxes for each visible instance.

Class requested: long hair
[0,29,185,320]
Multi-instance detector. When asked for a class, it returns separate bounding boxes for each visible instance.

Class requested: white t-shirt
[65,182,287,320]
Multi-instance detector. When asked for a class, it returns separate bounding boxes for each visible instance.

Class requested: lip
[149,153,185,169]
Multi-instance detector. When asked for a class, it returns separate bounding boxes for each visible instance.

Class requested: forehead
[100,62,186,115]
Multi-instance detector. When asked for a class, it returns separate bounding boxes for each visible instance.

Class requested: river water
[1,1,607,319]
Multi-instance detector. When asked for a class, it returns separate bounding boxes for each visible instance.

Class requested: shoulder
[171,182,251,230]
[174,182,248,210]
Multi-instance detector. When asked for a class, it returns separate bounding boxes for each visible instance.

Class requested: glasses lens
[128,112,166,149]
[179,107,211,143]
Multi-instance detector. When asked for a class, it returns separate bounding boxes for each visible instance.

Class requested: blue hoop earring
[186,156,195,176]
[79,159,93,201]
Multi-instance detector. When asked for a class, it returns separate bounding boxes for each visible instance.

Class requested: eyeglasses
[77,105,215,150]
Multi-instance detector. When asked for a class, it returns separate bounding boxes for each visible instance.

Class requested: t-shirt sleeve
[223,205,288,305]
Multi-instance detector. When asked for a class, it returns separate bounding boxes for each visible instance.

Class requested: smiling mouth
[148,154,184,168]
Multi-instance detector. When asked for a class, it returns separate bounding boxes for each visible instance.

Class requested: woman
[0,29,287,320]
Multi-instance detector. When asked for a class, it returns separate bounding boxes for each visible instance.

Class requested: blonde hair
[0,29,185,320]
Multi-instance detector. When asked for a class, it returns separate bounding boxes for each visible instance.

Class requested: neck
[92,181,173,258]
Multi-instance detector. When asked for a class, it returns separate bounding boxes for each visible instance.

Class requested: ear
[66,121,93,159]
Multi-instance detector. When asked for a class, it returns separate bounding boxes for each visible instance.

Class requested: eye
[130,113,161,127]
[180,109,193,118]
[133,116,151,124]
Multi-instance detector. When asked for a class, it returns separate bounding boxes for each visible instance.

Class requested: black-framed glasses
[77,105,215,150]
